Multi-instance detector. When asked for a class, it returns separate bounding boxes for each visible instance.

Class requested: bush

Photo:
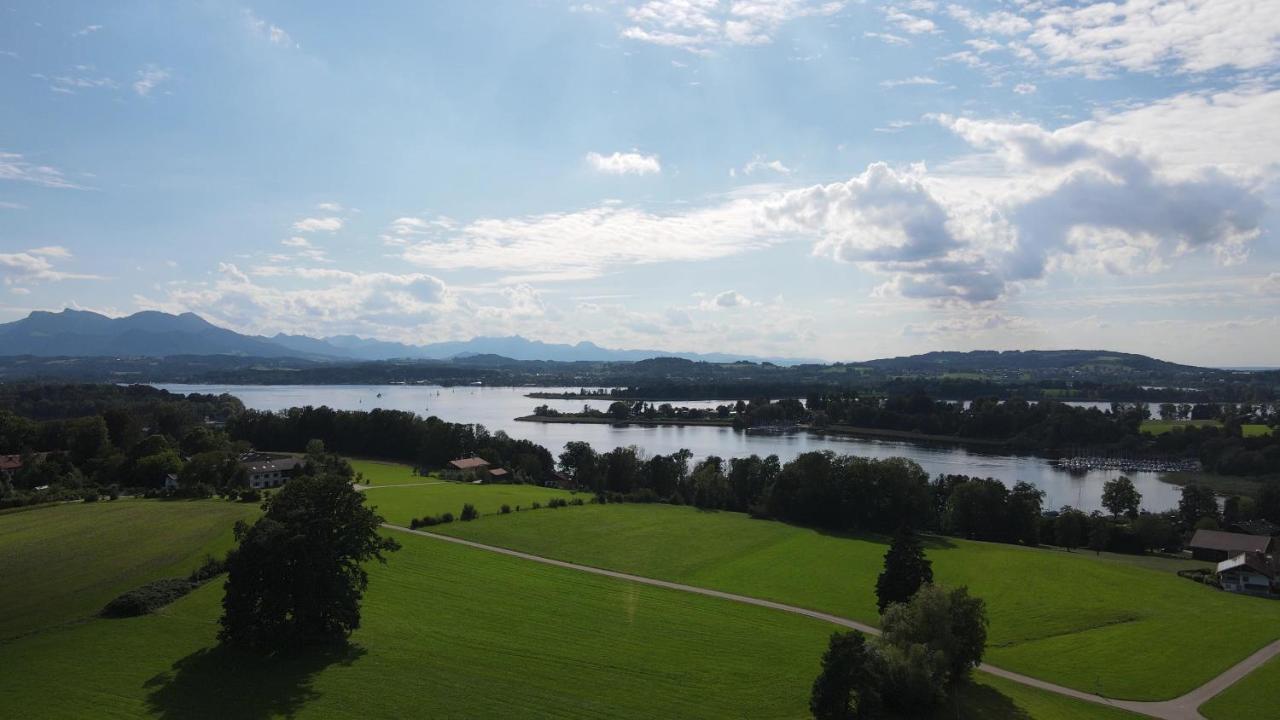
[239,489,261,503]
[547,497,568,509]
[81,490,100,503]
[569,498,585,506]
[500,504,512,514]
[101,578,195,618]
[460,503,479,521]
[531,501,542,510]
[188,555,228,583]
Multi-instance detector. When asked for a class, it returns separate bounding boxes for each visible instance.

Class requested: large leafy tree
[1178,483,1220,529]
[219,474,400,650]
[1101,476,1142,518]
[875,526,933,613]
[881,584,987,684]
[809,630,882,720]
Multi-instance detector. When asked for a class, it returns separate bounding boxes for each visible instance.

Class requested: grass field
[360,479,585,526]
[1139,419,1223,435]
[1200,655,1280,720]
[0,507,1141,720]
[432,502,1280,701]
[348,458,440,486]
[0,498,259,641]
[1242,424,1274,438]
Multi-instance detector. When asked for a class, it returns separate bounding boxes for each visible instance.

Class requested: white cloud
[621,0,844,52]
[133,65,170,96]
[864,31,910,46]
[700,289,756,309]
[885,9,938,35]
[72,25,103,37]
[245,10,297,48]
[281,237,313,248]
[0,246,100,286]
[316,201,343,212]
[946,5,1030,35]
[902,312,1037,338]
[0,151,83,189]
[881,75,941,88]
[292,216,344,232]
[1029,0,1280,76]
[740,155,793,176]
[1013,83,1037,95]
[586,150,662,175]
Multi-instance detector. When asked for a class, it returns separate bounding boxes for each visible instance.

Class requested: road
[385,523,1280,720]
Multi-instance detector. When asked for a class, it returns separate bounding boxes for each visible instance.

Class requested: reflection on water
[156,384,1184,513]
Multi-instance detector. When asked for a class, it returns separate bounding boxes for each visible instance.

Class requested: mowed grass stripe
[360,480,586,526]
[0,513,1141,720]
[1199,654,1280,720]
[0,498,258,641]
[433,502,1280,700]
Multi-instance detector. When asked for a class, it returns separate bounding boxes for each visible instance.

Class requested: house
[1216,552,1278,598]
[487,468,509,481]
[1189,529,1275,562]
[242,458,303,490]
[163,473,180,490]
[0,454,22,479]
[448,457,491,472]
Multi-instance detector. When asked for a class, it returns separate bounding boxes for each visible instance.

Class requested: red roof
[0,455,22,472]
[488,468,509,477]
[449,457,491,470]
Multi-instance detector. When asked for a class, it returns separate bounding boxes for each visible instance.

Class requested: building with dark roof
[1216,552,1278,598]
[1189,529,1275,562]
[242,458,303,490]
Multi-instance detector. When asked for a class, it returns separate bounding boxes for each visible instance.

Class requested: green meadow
[0,498,258,640]
[1139,419,1223,435]
[432,501,1280,701]
[349,458,439,486]
[359,478,584,526]
[0,502,1141,720]
[1200,655,1280,720]
[1242,424,1274,438]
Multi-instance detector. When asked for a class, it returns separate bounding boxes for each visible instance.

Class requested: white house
[1216,552,1278,598]
[243,458,303,490]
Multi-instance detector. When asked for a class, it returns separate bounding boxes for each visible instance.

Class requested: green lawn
[432,503,1280,701]
[0,518,1139,720]
[359,479,585,526]
[1242,424,1274,438]
[1200,655,1280,720]
[349,458,439,486]
[0,498,259,641]
[1140,419,1223,435]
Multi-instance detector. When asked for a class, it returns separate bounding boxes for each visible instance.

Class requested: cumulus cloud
[292,216,344,232]
[946,5,1030,35]
[72,25,103,37]
[245,10,297,48]
[881,75,941,88]
[902,312,1038,338]
[586,151,662,175]
[864,31,910,46]
[1029,0,1280,76]
[885,8,938,35]
[1013,83,1036,95]
[0,246,100,286]
[621,0,844,53]
[700,290,756,310]
[737,155,792,176]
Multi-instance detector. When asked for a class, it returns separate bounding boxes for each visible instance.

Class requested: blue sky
[2,0,1278,364]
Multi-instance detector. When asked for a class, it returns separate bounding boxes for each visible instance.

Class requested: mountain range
[0,309,818,364]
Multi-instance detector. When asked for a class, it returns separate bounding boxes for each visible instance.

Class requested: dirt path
[384,523,1280,720]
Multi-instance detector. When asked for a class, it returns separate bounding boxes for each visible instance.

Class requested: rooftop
[1190,529,1275,554]
[449,457,491,470]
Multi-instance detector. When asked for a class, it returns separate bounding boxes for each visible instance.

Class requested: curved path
[385,524,1276,720]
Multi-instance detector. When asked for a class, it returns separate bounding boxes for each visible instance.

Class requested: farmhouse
[448,457,491,472]
[0,454,22,479]
[1216,552,1279,598]
[242,458,303,490]
[1188,529,1275,562]
[488,467,509,481]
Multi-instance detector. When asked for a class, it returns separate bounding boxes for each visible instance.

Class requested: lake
[156,384,1184,513]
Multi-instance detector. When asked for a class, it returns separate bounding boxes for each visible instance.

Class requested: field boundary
[383,523,1280,720]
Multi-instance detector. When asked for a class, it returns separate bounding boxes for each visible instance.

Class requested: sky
[1,0,1279,366]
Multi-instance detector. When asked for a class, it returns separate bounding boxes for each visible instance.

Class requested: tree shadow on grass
[916,682,1033,720]
[143,641,365,720]
[810,525,959,551]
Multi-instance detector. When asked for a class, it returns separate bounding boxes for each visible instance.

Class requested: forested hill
[860,350,1206,376]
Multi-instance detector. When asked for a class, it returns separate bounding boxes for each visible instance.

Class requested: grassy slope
[1139,419,1223,435]
[349,458,439,486]
[361,480,585,526]
[1242,424,1274,438]
[0,498,258,640]
[1200,655,1280,720]
[432,503,1280,701]
[0,521,1139,720]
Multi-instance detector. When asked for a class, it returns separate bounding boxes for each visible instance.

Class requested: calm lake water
[156,384,1183,513]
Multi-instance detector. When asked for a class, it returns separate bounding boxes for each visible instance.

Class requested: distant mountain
[860,349,1206,375]
[0,309,815,364]
[0,309,313,359]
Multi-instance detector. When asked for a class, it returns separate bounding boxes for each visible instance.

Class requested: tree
[875,526,933,613]
[1006,481,1045,545]
[1101,476,1141,518]
[1134,513,1177,553]
[219,474,400,650]
[881,584,988,685]
[809,631,882,720]
[1178,484,1220,529]
[1054,507,1088,551]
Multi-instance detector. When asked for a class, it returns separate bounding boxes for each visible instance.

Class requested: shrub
[188,555,228,583]
[500,504,512,514]
[239,489,261,503]
[81,490,100,503]
[460,503,479,521]
[569,498,585,506]
[440,511,454,523]
[101,578,195,618]
[547,497,568,509]
[531,502,542,510]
